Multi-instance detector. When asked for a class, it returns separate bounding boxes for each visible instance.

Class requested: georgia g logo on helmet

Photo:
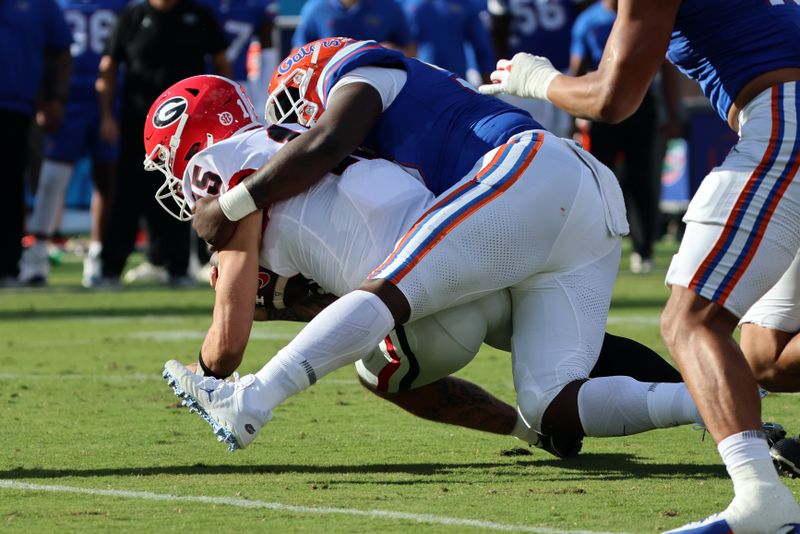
[152,96,188,128]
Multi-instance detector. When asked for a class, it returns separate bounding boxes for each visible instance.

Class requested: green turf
[1,245,798,533]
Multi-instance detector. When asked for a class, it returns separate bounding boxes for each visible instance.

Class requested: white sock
[247,290,395,411]
[578,377,700,437]
[88,241,102,257]
[716,431,800,530]
[719,430,777,487]
[510,409,542,444]
[28,160,73,236]
[646,382,702,428]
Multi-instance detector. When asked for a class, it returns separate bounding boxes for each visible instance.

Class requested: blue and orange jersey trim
[690,83,800,305]
[369,133,544,284]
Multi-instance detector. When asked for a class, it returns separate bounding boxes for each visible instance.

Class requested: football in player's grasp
[256,267,321,311]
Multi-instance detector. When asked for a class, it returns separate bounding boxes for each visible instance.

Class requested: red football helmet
[144,75,260,220]
[265,37,356,127]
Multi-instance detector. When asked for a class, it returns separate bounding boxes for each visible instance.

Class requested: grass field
[1,243,798,533]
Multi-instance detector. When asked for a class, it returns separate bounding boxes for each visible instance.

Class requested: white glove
[479,53,560,101]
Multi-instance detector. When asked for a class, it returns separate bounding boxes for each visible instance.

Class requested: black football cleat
[771,436,800,479]
[531,432,583,458]
[763,422,787,447]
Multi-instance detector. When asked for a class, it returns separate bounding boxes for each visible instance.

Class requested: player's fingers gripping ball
[478,53,560,101]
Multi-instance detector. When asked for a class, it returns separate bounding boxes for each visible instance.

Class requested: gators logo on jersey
[152,97,188,128]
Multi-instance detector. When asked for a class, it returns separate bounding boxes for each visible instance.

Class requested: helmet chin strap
[169,112,190,165]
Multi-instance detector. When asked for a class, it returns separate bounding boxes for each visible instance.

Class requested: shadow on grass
[0,453,727,482]
[0,305,211,321]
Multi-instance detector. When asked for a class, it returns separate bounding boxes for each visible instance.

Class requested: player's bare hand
[100,115,119,144]
[192,196,238,250]
[36,100,65,133]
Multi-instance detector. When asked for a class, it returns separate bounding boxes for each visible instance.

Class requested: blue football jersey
[57,0,129,102]
[491,0,581,72]
[197,0,277,82]
[292,0,412,49]
[668,0,800,121]
[316,41,542,194]
[569,1,613,72]
[402,0,495,78]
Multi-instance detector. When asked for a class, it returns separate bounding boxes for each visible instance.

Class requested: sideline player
[488,0,586,137]
[478,0,800,530]
[19,0,128,287]
[148,77,707,474]
[197,0,278,121]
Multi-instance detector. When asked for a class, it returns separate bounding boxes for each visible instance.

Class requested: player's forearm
[201,214,261,375]
[547,70,640,123]
[242,129,345,208]
[219,83,382,223]
[548,0,678,122]
[43,49,72,103]
[96,56,117,117]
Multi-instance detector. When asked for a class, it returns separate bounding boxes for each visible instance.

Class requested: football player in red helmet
[144,75,261,221]
[152,74,697,460]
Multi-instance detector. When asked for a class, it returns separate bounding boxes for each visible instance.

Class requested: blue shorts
[44,99,118,163]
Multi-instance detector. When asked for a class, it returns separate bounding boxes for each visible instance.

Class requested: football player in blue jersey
[156,74,706,462]
[19,0,129,287]
[182,37,710,487]
[401,0,495,83]
[196,0,278,115]
[0,0,71,285]
[488,0,588,136]
[480,0,800,530]
[292,0,415,57]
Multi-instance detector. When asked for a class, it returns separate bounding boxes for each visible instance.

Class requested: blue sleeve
[402,0,420,41]
[465,3,495,72]
[569,11,588,59]
[45,0,72,51]
[387,1,412,46]
[293,3,321,47]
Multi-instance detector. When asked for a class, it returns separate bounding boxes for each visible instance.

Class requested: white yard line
[0,480,626,534]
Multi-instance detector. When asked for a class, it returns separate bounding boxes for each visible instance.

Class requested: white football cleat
[163,360,272,451]
[124,261,168,284]
[18,242,50,285]
[665,484,800,533]
[82,248,103,288]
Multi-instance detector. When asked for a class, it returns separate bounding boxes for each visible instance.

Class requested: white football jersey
[183,124,434,296]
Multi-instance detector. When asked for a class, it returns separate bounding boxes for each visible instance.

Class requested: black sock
[198,352,230,380]
[590,332,682,383]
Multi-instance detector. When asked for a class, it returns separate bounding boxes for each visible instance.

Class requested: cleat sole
[162,367,240,452]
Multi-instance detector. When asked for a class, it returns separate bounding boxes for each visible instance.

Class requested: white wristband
[218,184,257,221]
